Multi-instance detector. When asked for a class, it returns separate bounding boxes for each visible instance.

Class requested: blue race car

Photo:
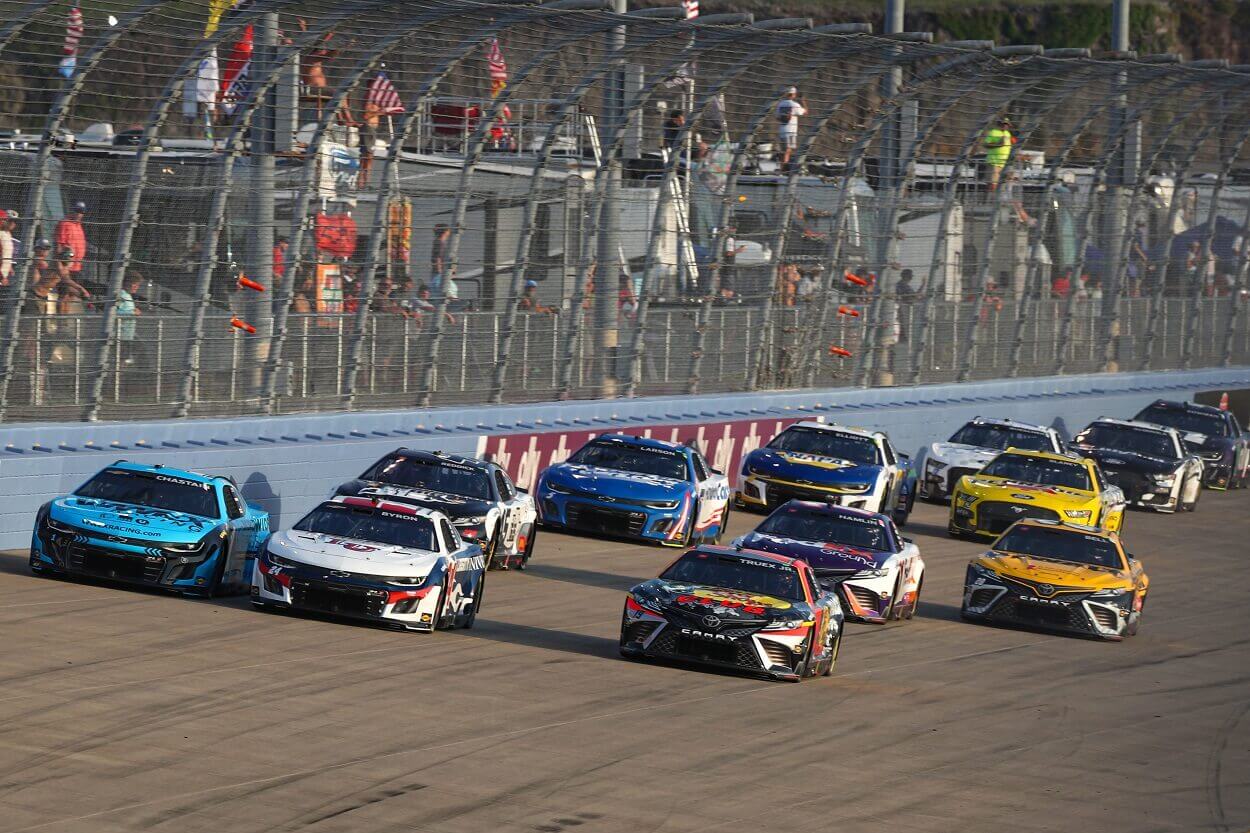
[734,421,914,526]
[30,461,270,596]
[536,434,731,546]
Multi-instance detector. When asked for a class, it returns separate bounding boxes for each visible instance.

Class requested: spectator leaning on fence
[518,280,556,314]
[983,117,1015,191]
[0,209,14,288]
[55,201,88,275]
[775,87,806,171]
[430,224,450,292]
[116,273,142,366]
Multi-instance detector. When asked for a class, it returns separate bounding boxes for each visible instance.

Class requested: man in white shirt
[0,209,14,287]
[775,86,807,171]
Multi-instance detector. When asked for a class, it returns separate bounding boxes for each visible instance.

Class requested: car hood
[50,496,218,543]
[974,552,1132,592]
[744,448,881,489]
[336,480,493,520]
[734,532,890,572]
[268,530,443,577]
[1074,446,1177,475]
[960,476,1096,506]
[630,578,808,622]
[542,464,689,501]
[928,442,999,469]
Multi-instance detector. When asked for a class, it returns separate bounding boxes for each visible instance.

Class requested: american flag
[682,0,698,18]
[487,37,508,96]
[58,7,83,79]
[366,71,405,116]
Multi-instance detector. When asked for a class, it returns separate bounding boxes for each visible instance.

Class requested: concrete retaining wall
[2,367,1247,551]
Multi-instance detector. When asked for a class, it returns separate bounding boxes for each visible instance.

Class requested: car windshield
[768,426,880,465]
[1076,424,1177,459]
[568,440,689,480]
[74,468,220,519]
[661,552,804,601]
[292,503,437,551]
[361,455,492,500]
[949,423,1051,451]
[756,504,895,552]
[1134,405,1229,438]
[980,454,1091,490]
[994,525,1124,569]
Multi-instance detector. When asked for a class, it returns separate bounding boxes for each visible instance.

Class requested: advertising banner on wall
[476,416,824,493]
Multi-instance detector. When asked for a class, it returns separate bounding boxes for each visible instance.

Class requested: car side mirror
[902,537,914,544]
[515,487,529,494]
[711,468,724,476]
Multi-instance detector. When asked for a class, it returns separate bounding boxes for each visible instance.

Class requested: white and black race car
[336,449,537,570]
[916,417,1065,502]
[1071,418,1204,513]
[252,496,487,631]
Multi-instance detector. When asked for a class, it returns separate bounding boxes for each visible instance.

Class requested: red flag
[219,23,253,115]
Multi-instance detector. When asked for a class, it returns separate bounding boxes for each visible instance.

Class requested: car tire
[678,500,698,548]
[822,630,841,677]
[888,573,905,621]
[1181,475,1201,512]
[484,531,501,570]
[433,578,452,630]
[202,542,229,597]
[461,574,484,629]
[711,504,730,545]
[517,525,536,570]
[904,577,922,620]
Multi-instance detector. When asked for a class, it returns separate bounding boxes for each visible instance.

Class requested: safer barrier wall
[2,367,1247,551]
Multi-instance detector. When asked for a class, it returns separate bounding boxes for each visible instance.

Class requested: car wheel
[202,542,229,597]
[711,503,730,545]
[461,574,484,629]
[484,531,501,570]
[517,525,536,570]
[678,501,698,547]
[821,630,841,677]
[433,578,452,630]
[888,573,905,621]
[903,577,922,620]
[1179,475,1197,512]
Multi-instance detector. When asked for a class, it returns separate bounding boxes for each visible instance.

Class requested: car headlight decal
[1063,509,1093,520]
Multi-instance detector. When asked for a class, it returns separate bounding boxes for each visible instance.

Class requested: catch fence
[2,1,1250,422]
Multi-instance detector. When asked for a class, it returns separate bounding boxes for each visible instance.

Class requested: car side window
[440,519,459,551]
[803,566,820,600]
[880,439,897,466]
[1091,464,1108,491]
[222,485,245,520]
[494,470,514,501]
[691,453,709,482]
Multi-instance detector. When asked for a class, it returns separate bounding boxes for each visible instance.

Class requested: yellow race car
[960,519,1149,640]
[948,448,1126,539]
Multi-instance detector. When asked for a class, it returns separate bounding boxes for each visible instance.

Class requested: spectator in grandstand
[720,225,744,298]
[983,117,1015,192]
[116,273,142,365]
[662,110,686,153]
[619,274,638,318]
[775,87,806,171]
[55,202,88,275]
[518,280,556,314]
[980,277,1003,321]
[430,223,451,293]
[1186,240,1215,295]
[0,209,14,288]
[777,262,801,306]
[1003,170,1032,225]
[1051,271,1071,298]
[895,268,923,304]
[273,236,289,286]
[796,266,820,302]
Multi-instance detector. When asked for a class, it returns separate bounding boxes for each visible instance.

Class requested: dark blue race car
[1133,399,1250,489]
[30,461,270,596]
[536,434,731,546]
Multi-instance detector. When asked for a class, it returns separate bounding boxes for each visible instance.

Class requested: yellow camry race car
[961,519,1149,640]
[948,448,1126,539]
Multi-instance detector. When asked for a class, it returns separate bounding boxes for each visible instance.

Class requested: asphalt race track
[0,495,1247,833]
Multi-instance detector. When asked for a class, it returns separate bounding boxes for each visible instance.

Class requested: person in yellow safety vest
[984,116,1016,191]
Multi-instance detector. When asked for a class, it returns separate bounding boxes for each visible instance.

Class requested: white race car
[252,496,486,632]
[917,417,1065,502]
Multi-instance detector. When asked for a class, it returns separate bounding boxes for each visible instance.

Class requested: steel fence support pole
[627,20,820,397]
[1183,110,1250,368]
[490,8,693,404]
[417,1,620,408]
[689,25,879,394]
[0,0,175,420]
